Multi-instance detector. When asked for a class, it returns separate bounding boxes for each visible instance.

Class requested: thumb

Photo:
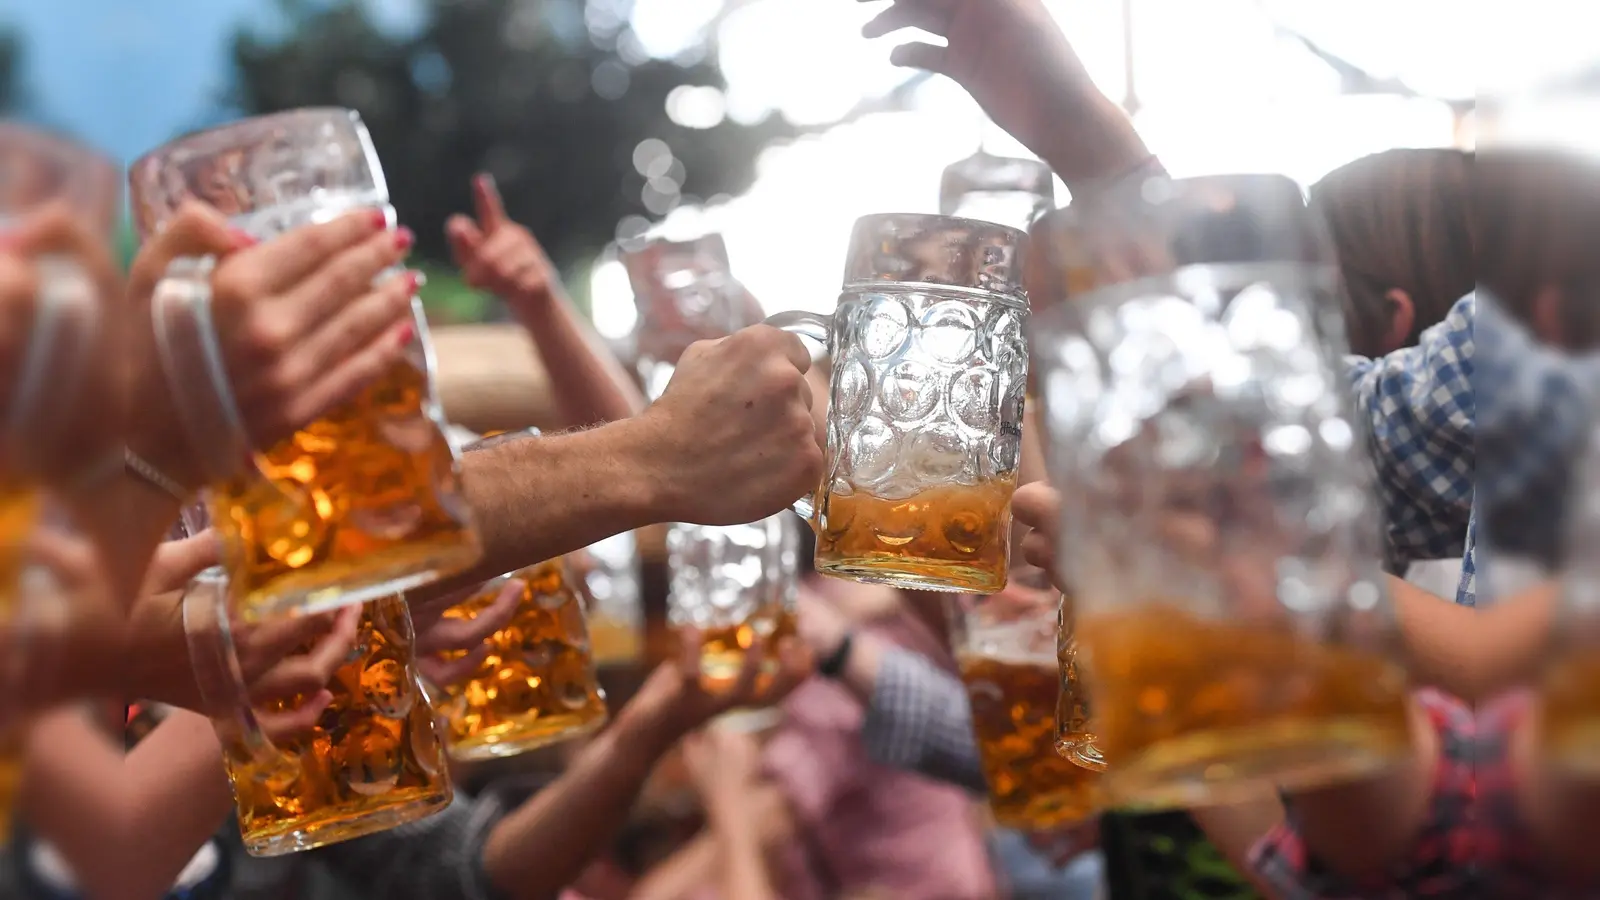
[1012,482,1062,534]
[888,42,950,75]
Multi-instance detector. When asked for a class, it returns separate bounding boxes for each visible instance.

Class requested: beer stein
[947,585,1101,829]
[1028,175,1412,809]
[183,565,453,856]
[666,512,800,691]
[432,557,610,761]
[939,151,1056,231]
[0,126,116,678]
[621,230,757,401]
[766,213,1029,595]
[129,108,481,622]
[580,530,644,664]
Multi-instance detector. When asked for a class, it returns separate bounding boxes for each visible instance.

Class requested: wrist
[1039,92,1155,193]
[607,414,682,523]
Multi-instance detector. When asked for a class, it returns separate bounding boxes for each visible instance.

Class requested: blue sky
[0,0,424,163]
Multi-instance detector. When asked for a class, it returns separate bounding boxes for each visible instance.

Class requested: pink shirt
[758,586,997,900]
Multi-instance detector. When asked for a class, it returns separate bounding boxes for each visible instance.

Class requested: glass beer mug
[0,124,117,626]
[766,213,1029,595]
[948,585,1101,829]
[129,108,481,622]
[939,151,1056,231]
[621,230,758,401]
[667,512,800,690]
[1028,175,1413,809]
[183,567,452,856]
[432,557,610,761]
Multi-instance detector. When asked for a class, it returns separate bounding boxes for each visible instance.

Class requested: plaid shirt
[1251,691,1600,900]
[1248,689,1481,899]
[1342,292,1475,606]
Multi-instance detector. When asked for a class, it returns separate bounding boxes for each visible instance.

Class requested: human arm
[476,632,810,900]
[863,0,1158,194]
[413,324,823,599]
[681,729,782,900]
[448,174,645,429]
[20,707,232,900]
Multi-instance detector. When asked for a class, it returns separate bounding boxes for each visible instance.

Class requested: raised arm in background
[448,173,646,429]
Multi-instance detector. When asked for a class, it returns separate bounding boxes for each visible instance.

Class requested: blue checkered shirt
[862,292,1479,784]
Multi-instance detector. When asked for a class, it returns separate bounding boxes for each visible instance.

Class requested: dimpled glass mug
[129,108,481,622]
[766,213,1029,595]
[1028,175,1414,809]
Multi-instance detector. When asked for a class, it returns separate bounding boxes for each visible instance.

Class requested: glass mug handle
[181,567,297,778]
[5,256,98,470]
[151,256,255,485]
[762,309,832,523]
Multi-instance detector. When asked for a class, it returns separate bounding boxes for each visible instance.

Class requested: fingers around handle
[763,309,833,524]
[180,566,283,762]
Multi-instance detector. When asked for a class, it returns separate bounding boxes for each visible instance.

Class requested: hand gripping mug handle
[181,566,295,779]
[762,309,833,524]
[151,256,256,485]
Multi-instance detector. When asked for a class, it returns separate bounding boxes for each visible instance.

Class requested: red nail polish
[405,270,421,293]
[395,227,415,251]
[397,323,416,345]
[370,209,389,231]
[229,228,258,248]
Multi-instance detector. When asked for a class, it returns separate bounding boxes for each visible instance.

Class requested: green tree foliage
[223,0,794,316]
[0,28,25,114]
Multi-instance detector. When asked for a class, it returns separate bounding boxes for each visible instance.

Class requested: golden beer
[816,479,1015,595]
[694,606,798,691]
[587,615,643,664]
[219,595,452,856]
[1537,650,1600,774]
[1075,605,1412,809]
[0,484,40,626]
[213,362,481,622]
[433,559,608,761]
[0,728,22,845]
[957,652,1101,829]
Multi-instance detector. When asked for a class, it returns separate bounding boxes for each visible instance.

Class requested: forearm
[1036,90,1158,194]
[1276,698,1437,881]
[512,288,646,429]
[704,800,779,900]
[481,698,681,900]
[24,708,231,900]
[121,710,236,895]
[419,420,671,599]
[627,835,720,900]
[73,473,182,612]
[1391,576,1555,702]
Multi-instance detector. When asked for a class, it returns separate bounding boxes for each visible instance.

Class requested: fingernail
[229,228,258,248]
[395,227,415,251]
[397,322,416,345]
[369,209,389,231]
[404,270,421,294]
